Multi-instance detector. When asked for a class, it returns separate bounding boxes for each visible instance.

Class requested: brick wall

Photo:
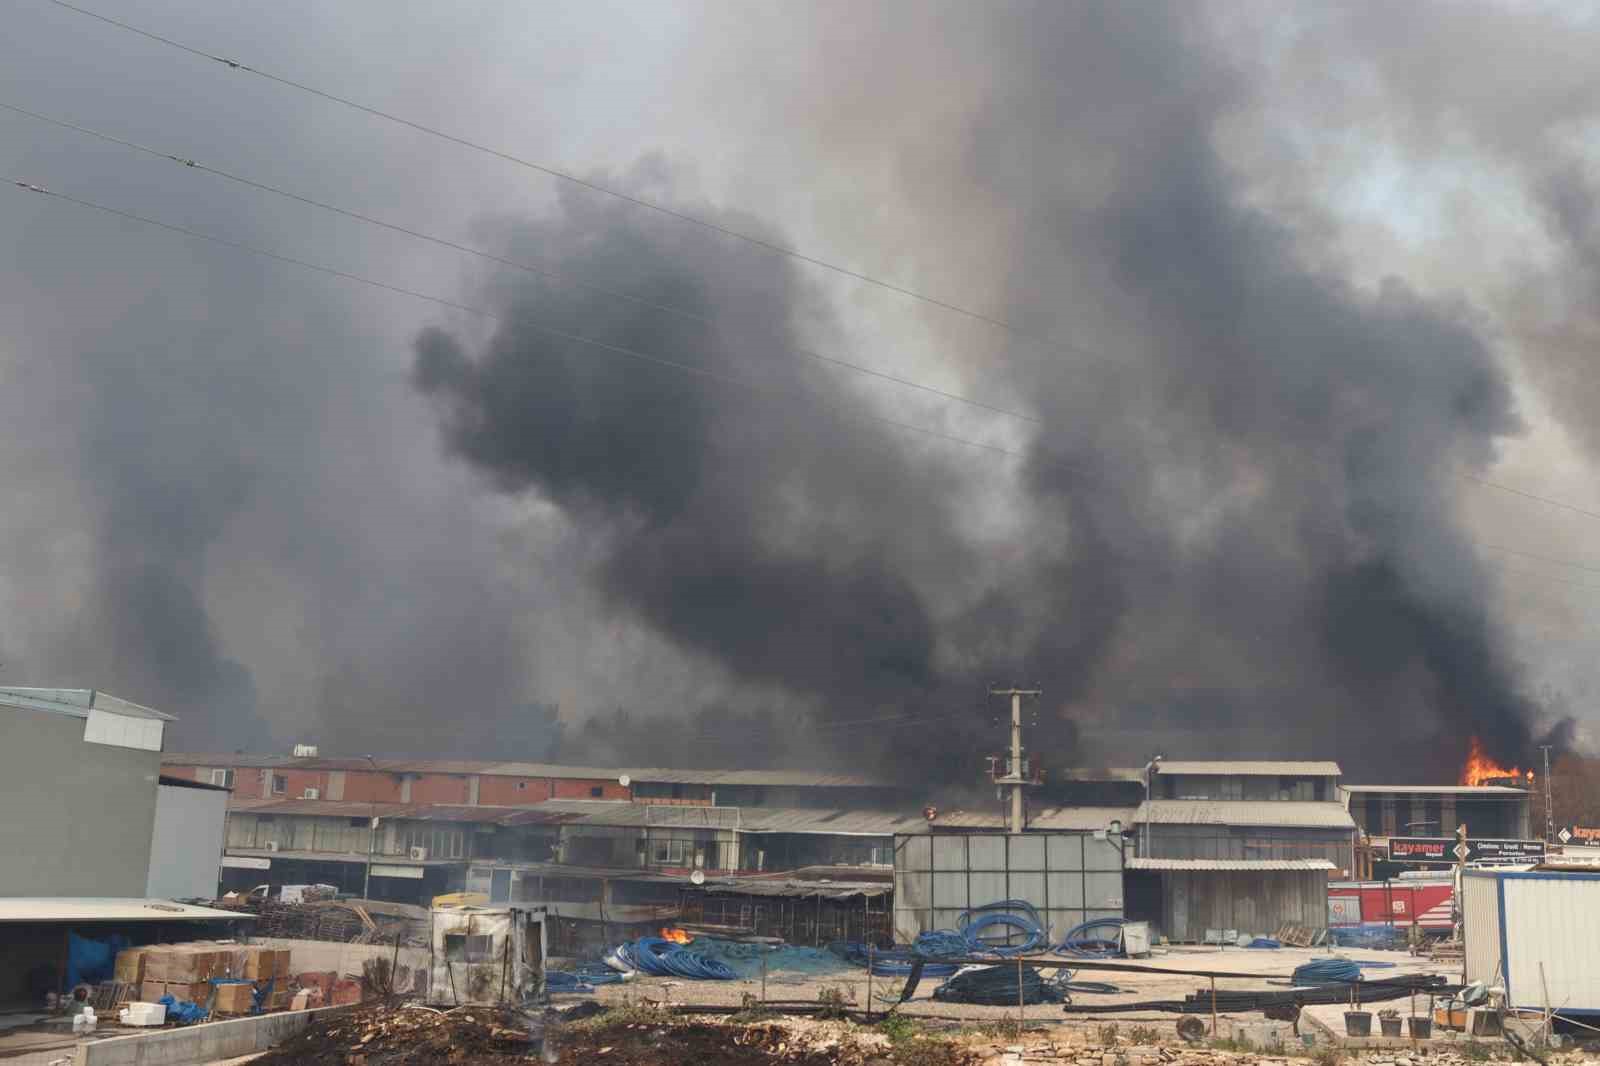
[406,774,473,804]
[341,771,404,803]
[476,775,552,806]
[552,778,629,800]
[268,769,328,799]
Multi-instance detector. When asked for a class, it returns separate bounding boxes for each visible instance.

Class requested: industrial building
[214,793,922,906]
[1125,761,1354,942]
[0,687,227,900]
[162,752,908,809]
[1342,783,1537,877]
[171,741,1570,949]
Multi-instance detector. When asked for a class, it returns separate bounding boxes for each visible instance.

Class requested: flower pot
[1344,1011,1373,1037]
[1408,1017,1432,1039]
[1380,1016,1403,1037]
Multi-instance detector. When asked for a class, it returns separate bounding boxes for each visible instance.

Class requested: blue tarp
[66,932,128,990]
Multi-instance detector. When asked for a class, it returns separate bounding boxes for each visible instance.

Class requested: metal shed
[427,905,547,1006]
[893,832,1124,945]
[1124,858,1332,942]
[1463,868,1600,1017]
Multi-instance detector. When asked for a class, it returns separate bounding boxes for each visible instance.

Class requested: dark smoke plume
[9,0,1596,776]
[415,4,1558,781]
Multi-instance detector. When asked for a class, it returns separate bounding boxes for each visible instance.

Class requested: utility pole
[363,754,379,902]
[989,687,1041,834]
[1541,745,1554,843]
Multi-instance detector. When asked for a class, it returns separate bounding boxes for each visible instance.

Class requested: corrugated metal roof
[1342,785,1528,795]
[167,753,893,788]
[229,797,413,817]
[927,806,1138,831]
[483,764,891,788]
[455,861,891,896]
[1154,761,1341,776]
[499,800,915,836]
[628,769,892,788]
[472,762,628,780]
[225,848,461,867]
[692,879,891,899]
[1125,858,1336,872]
[0,687,175,721]
[167,754,500,773]
[226,798,566,827]
[1136,800,1356,829]
[0,898,254,923]
[505,799,649,825]
[738,809,923,836]
[1054,767,1147,782]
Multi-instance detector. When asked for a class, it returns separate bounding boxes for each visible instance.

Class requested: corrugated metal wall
[1160,870,1326,941]
[1461,873,1502,989]
[893,832,1123,944]
[1483,874,1600,1012]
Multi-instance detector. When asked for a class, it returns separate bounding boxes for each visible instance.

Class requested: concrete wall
[74,1004,354,1066]
[0,709,160,896]
[147,784,228,899]
[252,936,429,981]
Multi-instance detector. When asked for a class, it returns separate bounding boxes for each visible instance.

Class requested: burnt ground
[249,1002,979,1065]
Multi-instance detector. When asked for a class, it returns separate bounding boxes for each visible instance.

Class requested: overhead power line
[43,0,1108,369]
[18,177,1600,631]
[1460,473,1600,525]
[8,178,1022,461]
[27,10,1600,533]
[0,100,1037,426]
[1480,542,1600,579]
[17,163,1600,591]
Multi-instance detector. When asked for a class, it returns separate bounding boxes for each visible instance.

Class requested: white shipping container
[1463,870,1600,1014]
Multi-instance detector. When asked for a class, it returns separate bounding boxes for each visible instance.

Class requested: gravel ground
[577,944,1462,1037]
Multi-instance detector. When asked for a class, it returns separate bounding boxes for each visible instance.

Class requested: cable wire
[0,100,1039,427]
[32,3,1600,534]
[42,0,1114,371]
[1462,473,1600,525]
[13,172,1600,593]
[7,178,1021,462]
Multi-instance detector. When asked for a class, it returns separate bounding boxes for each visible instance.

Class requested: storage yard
[2,690,1596,1065]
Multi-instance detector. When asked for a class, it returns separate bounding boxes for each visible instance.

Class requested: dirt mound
[251,1003,980,1065]
[252,1003,543,1064]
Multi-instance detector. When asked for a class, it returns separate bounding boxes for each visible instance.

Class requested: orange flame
[1461,736,1528,787]
[660,927,691,944]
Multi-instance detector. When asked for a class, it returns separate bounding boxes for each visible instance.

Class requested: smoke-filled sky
[4,0,1600,780]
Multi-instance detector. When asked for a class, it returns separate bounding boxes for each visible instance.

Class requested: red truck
[1327,879,1454,932]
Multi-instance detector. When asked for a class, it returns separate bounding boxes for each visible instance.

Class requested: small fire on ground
[1461,736,1534,787]
[660,927,692,944]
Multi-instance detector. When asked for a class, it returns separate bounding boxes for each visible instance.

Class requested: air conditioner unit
[266,841,280,852]
[302,787,320,799]
[409,846,428,861]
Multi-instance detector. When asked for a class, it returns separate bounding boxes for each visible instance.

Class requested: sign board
[1559,828,1572,844]
[1453,843,1472,861]
[1389,837,1546,864]
[370,863,426,880]
[1566,826,1600,844]
[1328,896,1360,925]
[221,855,272,870]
